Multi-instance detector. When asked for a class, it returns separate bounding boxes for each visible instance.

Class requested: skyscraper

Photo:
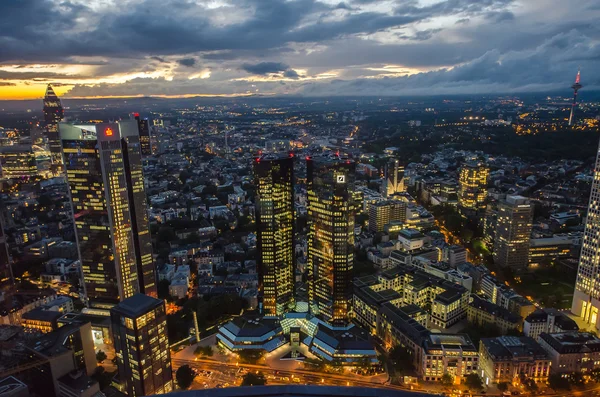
[568,69,583,127]
[132,112,152,157]
[493,195,533,269]
[0,200,12,286]
[573,137,600,328]
[458,161,489,212]
[42,84,64,167]
[254,154,296,315]
[60,121,156,310]
[307,154,356,327]
[111,294,173,396]
[382,158,405,197]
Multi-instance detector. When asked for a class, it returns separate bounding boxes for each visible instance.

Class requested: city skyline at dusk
[1,0,599,100]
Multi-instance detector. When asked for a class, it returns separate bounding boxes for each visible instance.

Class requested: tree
[237,349,264,364]
[96,350,107,363]
[176,365,195,390]
[194,345,213,357]
[523,378,538,393]
[464,373,483,391]
[548,374,570,391]
[389,345,414,374]
[497,382,509,392]
[241,372,266,386]
[441,373,454,387]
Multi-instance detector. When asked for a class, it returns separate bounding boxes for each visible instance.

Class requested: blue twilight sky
[0,0,599,99]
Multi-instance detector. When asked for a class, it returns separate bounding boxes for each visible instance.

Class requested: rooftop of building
[22,307,63,322]
[111,293,163,318]
[222,316,281,338]
[424,333,477,352]
[0,376,27,395]
[28,323,86,358]
[539,332,600,353]
[470,295,522,324]
[58,371,98,392]
[481,336,548,361]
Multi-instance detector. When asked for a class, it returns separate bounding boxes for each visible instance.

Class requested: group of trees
[241,372,267,386]
[193,345,214,358]
[236,349,264,364]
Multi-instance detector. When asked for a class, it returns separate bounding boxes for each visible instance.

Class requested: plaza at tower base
[216,311,378,365]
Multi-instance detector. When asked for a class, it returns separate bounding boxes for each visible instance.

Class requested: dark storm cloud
[0,0,515,61]
[0,82,16,86]
[283,69,301,79]
[177,58,196,67]
[297,30,600,96]
[241,62,290,75]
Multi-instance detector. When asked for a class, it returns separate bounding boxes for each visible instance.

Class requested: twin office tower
[59,121,156,309]
[255,153,357,328]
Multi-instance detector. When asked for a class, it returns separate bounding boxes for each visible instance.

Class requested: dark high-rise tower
[254,154,296,315]
[111,294,173,395]
[569,69,583,127]
[132,112,152,157]
[60,121,156,310]
[307,154,356,327]
[42,84,64,166]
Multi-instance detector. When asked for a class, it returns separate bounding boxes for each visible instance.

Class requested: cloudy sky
[0,0,599,100]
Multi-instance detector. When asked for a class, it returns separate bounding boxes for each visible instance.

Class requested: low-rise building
[468,294,522,333]
[479,336,551,386]
[523,309,579,340]
[420,334,479,383]
[538,332,600,374]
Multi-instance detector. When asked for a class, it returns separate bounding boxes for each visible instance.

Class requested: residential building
[493,195,533,269]
[368,200,406,233]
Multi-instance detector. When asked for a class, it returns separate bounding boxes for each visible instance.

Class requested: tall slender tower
[111,294,173,395]
[458,161,489,212]
[307,154,356,327]
[254,153,296,315]
[568,69,583,127]
[382,158,405,198]
[42,84,64,166]
[131,112,152,157]
[573,135,600,329]
[493,195,532,269]
[60,121,156,310]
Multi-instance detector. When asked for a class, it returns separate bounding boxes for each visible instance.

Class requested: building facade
[479,336,550,386]
[368,200,407,233]
[382,158,405,197]
[538,332,600,374]
[60,121,156,309]
[254,154,296,315]
[111,294,173,395]
[572,138,600,329]
[307,155,356,327]
[458,161,489,212]
[493,195,533,269]
[43,84,64,167]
